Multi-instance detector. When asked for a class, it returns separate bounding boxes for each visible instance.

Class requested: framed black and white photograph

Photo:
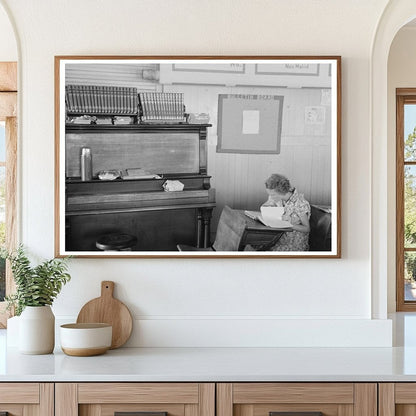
[55,56,341,258]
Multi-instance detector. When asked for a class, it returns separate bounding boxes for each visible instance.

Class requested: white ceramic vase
[19,305,55,354]
[6,315,20,347]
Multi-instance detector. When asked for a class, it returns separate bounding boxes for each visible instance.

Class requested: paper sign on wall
[242,110,260,134]
[305,106,326,124]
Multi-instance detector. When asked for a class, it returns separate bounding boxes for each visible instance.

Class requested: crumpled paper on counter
[163,180,184,192]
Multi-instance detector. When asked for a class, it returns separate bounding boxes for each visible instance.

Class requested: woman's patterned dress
[265,189,311,251]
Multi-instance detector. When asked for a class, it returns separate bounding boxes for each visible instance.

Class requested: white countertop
[3,313,416,382]
[3,345,416,382]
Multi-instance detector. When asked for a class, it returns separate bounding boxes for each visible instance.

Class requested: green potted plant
[3,245,71,354]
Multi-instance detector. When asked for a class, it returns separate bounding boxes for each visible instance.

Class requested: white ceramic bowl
[60,323,112,356]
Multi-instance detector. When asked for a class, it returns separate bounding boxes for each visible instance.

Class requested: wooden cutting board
[76,281,133,349]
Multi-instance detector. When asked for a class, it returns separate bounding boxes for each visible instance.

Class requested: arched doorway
[371,1,416,318]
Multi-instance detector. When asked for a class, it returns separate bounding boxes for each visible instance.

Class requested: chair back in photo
[309,205,332,251]
[212,205,247,251]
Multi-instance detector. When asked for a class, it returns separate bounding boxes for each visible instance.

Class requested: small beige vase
[19,306,55,354]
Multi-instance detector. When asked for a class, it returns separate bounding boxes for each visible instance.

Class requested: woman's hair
[265,174,293,194]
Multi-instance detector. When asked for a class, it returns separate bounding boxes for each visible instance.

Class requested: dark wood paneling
[66,132,200,177]
[67,209,200,251]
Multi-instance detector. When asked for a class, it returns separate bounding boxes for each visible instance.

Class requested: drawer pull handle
[115,412,168,416]
[270,413,323,416]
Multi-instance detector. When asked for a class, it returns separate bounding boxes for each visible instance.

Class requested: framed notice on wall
[217,94,284,154]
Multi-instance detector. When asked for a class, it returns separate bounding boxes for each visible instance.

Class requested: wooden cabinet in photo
[217,383,377,416]
[55,382,215,416]
[65,124,215,251]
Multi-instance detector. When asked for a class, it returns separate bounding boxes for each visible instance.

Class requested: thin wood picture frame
[55,56,341,258]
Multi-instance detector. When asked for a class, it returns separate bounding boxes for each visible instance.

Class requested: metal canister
[80,147,92,181]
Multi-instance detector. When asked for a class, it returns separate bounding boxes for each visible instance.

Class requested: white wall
[0,0,393,347]
[387,26,416,312]
[0,3,16,62]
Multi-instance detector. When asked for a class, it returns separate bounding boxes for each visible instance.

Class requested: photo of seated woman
[263,174,311,251]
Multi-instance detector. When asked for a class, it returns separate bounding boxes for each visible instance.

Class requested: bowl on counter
[60,323,112,356]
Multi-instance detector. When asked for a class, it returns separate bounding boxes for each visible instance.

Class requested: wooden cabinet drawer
[217,383,377,416]
[0,383,53,415]
[56,383,215,416]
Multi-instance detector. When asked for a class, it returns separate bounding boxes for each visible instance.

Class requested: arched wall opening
[372,1,416,319]
[387,19,416,313]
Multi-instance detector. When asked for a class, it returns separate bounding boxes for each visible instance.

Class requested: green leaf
[5,245,71,315]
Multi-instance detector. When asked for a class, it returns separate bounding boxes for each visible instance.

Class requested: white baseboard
[54,316,392,348]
